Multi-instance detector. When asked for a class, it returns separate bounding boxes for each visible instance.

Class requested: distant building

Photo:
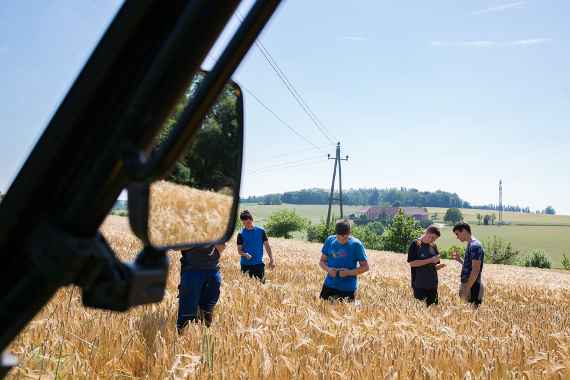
[361,206,429,222]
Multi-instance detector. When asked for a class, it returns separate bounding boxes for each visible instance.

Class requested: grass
[427,207,570,226]
[434,224,570,267]
[241,203,570,267]
[6,215,570,379]
[239,203,366,224]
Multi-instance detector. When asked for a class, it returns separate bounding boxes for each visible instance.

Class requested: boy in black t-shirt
[177,242,226,333]
[407,225,446,306]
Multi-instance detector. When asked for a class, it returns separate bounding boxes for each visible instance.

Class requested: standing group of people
[176,210,485,332]
[407,222,485,307]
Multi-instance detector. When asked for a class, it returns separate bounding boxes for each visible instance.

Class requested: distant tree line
[472,204,531,213]
[243,187,470,208]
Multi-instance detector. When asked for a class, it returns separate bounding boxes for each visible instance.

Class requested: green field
[240,203,570,267]
[428,207,570,226]
[239,203,367,224]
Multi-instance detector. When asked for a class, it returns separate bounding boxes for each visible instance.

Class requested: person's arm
[236,233,252,259]
[339,260,369,277]
[461,245,483,297]
[464,260,481,289]
[433,245,445,270]
[261,230,275,268]
[409,256,440,267]
[407,241,439,267]
[319,254,337,277]
[264,240,275,268]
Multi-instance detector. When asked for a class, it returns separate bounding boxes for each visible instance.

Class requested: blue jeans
[177,270,221,330]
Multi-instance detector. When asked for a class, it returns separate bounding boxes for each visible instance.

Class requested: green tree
[381,210,423,253]
[368,189,380,205]
[544,206,556,215]
[265,210,308,239]
[352,225,383,250]
[155,79,241,190]
[306,220,335,243]
[444,208,463,225]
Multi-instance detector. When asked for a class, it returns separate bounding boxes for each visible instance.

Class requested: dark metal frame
[0,0,282,377]
[128,78,245,251]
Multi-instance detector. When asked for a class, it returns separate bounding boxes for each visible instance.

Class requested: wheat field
[6,215,570,379]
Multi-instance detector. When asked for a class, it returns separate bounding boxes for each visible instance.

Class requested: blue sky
[1,1,569,213]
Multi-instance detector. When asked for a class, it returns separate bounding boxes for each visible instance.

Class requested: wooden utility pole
[326,142,349,226]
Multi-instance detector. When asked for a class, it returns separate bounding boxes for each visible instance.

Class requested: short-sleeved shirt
[237,226,268,266]
[180,246,220,271]
[321,235,368,292]
[407,240,439,289]
[461,239,485,284]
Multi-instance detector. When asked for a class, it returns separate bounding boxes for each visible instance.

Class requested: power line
[246,154,324,175]
[241,85,322,150]
[235,12,337,145]
[257,44,337,141]
[248,159,328,177]
[253,40,337,144]
[263,143,334,161]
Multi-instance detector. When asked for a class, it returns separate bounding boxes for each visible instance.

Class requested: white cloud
[511,38,551,46]
[430,38,551,48]
[472,1,525,15]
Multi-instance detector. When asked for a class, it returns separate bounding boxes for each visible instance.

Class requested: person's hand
[429,255,441,264]
[460,285,470,301]
[452,250,461,262]
[269,258,276,269]
[244,253,253,260]
[338,269,353,277]
[327,268,338,278]
[436,263,446,270]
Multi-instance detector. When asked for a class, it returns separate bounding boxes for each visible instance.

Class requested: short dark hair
[239,210,253,220]
[425,225,441,237]
[452,222,471,234]
[335,219,351,235]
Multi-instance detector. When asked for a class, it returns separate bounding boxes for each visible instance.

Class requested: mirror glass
[147,72,243,248]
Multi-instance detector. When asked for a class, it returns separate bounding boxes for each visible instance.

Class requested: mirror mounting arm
[23,222,168,312]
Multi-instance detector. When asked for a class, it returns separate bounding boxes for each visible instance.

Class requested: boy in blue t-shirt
[319,220,370,302]
[237,210,275,282]
[451,222,485,306]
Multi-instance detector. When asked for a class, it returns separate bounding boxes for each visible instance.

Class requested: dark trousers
[177,270,221,331]
[413,287,438,306]
[320,284,355,302]
[469,282,483,307]
[241,263,265,282]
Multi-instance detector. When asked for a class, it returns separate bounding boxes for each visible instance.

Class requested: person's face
[336,233,349,244]
[241,217,253,229]
[423,232,439,244]
[215,242,227,253]
[454,229,469,242]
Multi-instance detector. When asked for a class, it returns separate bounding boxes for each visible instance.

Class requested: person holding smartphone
[407,225,446,306]
[319,219,370,302]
